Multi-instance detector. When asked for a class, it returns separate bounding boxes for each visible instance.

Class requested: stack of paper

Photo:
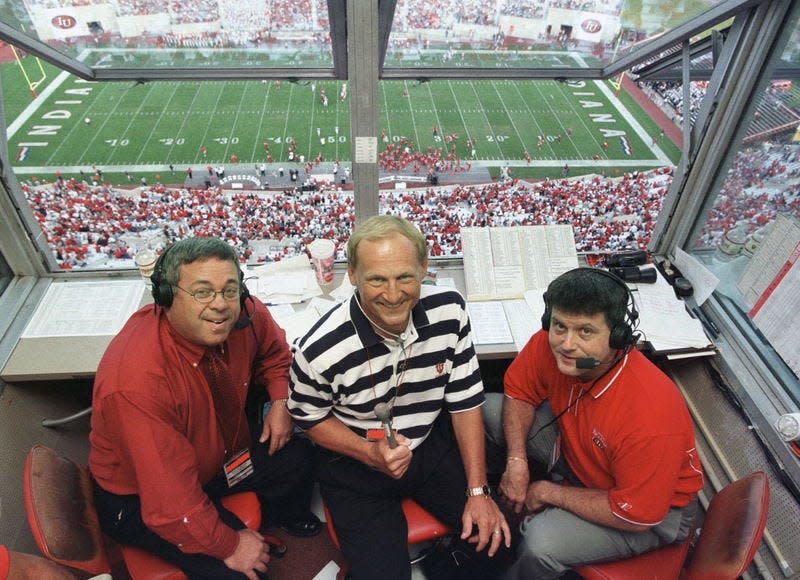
[461,226,579,300]
[633,272,714,354]
[245,255,323,305]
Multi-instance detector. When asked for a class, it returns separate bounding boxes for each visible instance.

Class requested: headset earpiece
[238,269,251,310]
[541,268,639,350]
[541,290,552,331]
[150,246,174,308]
[151,244,250,310]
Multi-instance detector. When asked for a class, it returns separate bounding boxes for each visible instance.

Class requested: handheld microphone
[374,402,398,449]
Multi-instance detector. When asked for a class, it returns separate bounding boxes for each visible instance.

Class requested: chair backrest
[682,471,769,580]
[22,445,111,576]
[1,544,80,580]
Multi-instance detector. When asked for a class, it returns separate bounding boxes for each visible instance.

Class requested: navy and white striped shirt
[288,285,485,449]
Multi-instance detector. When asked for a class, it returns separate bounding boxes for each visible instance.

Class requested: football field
[6,63,677,180]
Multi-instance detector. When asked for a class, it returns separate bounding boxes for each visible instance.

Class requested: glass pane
[4,68,353,269]
[1,0,332,69]
[385,0,726,70]
[376,78,679,256]
[688,22,800,390]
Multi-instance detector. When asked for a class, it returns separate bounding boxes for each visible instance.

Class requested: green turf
[6,56,677,182]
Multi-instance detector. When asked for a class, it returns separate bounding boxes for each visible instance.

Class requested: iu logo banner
[51,15,77,29]
[435,362,445,375]
[581,19,602,34]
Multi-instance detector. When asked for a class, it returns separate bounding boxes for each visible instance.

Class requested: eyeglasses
[174,284,240,304]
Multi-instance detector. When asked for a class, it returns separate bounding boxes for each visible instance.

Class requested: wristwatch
[466,485,491,498]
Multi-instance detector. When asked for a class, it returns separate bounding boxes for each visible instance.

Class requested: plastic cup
[308,239,336,285]
[134,248,157,279]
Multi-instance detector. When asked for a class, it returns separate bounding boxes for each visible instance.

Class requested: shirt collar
[590,352,629,398]
[348,292,429,348]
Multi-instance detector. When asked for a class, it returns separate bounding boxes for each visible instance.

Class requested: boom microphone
[575,346,633,371]
[374,402,398,449]
[576,357,600,369]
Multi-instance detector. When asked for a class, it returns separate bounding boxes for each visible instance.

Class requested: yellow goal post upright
[8,30,47,98]
[609,70,626,96]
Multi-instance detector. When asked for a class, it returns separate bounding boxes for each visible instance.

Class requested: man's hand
[223,529,270,580]
[367,433,412,479]
[259,400,293,455]
[524,480,555,514]
[460,496,511,557]
[499,460,530,514]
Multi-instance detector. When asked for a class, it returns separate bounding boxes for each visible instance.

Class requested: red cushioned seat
[574,471,769,580]
[120,491,264,580]
[324,497,452,579]
[22,445,284,580]
[22,445,112,577]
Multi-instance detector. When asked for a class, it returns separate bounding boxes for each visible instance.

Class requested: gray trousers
[482,393,697,580]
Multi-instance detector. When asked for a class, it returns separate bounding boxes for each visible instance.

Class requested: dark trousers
[93,436,316,579]
[318,417,507,580]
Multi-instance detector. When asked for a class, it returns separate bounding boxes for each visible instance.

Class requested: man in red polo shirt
[483,268,703,579]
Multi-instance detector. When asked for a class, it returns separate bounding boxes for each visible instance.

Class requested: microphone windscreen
[374,402,390,422]
[576,357,600,369]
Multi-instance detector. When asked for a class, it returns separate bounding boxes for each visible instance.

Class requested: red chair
[323,498,452,579]
[23,445,283,580]
[0,543,85,580]
[119,492,267,580]
[574,471,770,580]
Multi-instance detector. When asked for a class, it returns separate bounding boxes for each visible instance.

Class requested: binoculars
[609,265,657,283]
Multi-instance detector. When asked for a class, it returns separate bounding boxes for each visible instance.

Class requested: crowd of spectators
[23,168,671,269]
[640,80,709,127]
[695,143,800,249]
[22,138,800,270]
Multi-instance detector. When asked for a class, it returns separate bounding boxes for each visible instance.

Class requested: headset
[541,267,639,351]
[150,243,251,310]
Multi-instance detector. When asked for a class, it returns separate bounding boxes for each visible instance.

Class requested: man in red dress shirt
[90,237,319,579]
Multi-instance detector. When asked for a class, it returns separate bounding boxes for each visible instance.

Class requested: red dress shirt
[89,298,291,559]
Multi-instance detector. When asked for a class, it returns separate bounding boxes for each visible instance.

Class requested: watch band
[466,485,491,498]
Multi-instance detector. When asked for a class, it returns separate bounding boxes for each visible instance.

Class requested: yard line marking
[380,83,394,141]
[406,80,422,148]
[491,82,526,156]
[277,83,295,161]
[124,84,164,166]
[250,81,272,161]
[446,80,474,147]
[467,82,503,157]
[193,83,227,163]
[140,82,181,162]
[506,80,547,157]
[425,83,445,145]
[306,83,317,160]
[168,83,205,162]
[223,81,249,162]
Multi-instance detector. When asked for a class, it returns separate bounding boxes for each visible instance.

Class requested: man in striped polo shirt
[289,215,511,579]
